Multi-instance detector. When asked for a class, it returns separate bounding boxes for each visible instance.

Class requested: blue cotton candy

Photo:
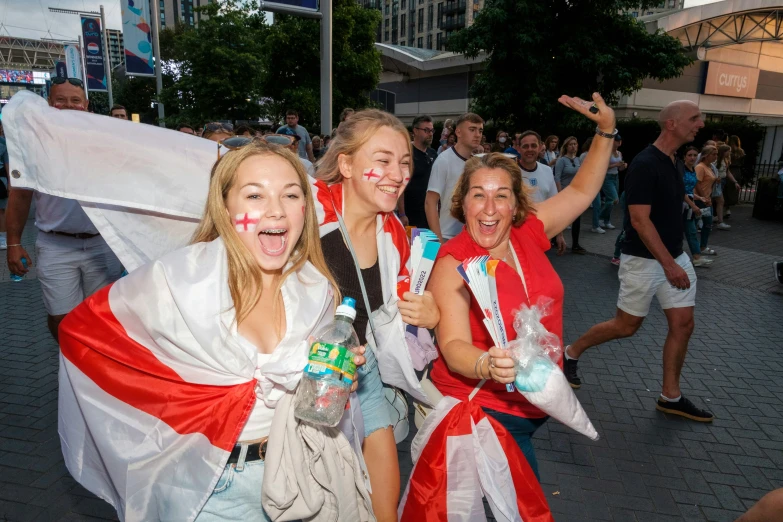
[514,357,555,393]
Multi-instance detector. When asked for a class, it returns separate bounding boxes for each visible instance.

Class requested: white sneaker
[693,258,713,267]
[717,223,731,230]
[598,220,606,228]
[604,222,616,230]
[591,227,606,234]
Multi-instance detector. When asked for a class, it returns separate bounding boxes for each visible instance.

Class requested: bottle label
[304,342,356,386]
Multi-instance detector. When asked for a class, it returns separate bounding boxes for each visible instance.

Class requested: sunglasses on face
[51,76,84,88]
[204,122,234,134]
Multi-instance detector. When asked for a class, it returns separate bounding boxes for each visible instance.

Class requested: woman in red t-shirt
[428,93,616,479]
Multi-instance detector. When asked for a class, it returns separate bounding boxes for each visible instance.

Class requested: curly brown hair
[450,153,533,226]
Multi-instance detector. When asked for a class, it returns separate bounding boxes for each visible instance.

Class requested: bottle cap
[336,296,357,321]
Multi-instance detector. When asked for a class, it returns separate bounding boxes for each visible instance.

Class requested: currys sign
[704,62,760,99]
[81,16,107,92]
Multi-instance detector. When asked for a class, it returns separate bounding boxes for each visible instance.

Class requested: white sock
[660,393,681,403]
[564,345,577,361]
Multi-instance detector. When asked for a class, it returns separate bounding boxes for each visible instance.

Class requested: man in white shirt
[6,78,123,341]
[518,130,566,254]
[425,112,484,242]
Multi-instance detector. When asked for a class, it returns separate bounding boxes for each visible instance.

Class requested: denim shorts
[356,341,393,438]
[196,458,271,522]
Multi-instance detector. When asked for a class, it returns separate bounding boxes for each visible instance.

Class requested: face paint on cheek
[362,168,383,183]
[402,166,411,185]
[301,205,305,215]
[232,211,262,233]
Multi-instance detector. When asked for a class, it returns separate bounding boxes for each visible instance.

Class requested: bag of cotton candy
[506,298,599,441]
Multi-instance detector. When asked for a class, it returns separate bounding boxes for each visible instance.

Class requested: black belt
[227,437,268,464]
[46,230,101,240]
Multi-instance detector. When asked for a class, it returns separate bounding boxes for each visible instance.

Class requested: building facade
[361,0,484,50]
[619,0,783,162]
[105,29,125,71]
[159,0,212,29]
[623,0,683,18]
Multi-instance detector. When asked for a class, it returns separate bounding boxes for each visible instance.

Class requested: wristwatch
[595,126,618,139]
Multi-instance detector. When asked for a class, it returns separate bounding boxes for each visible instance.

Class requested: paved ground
[1,206,782,521]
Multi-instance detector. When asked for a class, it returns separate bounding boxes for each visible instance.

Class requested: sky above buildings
[1,0,725,41]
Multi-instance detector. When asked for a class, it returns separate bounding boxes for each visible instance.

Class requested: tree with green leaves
[448,0,692,129]
[160,0,268,125]
[257,0,382,130]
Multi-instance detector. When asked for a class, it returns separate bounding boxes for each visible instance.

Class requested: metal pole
[100,5,114,107]
[78,34,89,100]
[319,0,332,136]
[150,0,166,127]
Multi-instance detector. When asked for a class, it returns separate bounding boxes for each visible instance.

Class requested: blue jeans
[591,193,601,228]
[600,174,619,223]
[699,213,713,249]
[197,455,273,521]
[683,214,701,256]
[483,409,548,481]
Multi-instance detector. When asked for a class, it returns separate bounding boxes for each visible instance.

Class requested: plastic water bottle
[294,297,359,427]
[9,258,27,282]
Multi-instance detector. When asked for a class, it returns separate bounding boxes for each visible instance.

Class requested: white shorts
[35,232,123,316]
[617,252,697,317]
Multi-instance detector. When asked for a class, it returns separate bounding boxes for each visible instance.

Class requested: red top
[430,214,565,418]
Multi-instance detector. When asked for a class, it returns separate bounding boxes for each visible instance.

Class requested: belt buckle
[258,437,268,461]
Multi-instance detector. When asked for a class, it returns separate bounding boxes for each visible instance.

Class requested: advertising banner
[64,45,83,80]
[56,61,68,79]
[81,16,108,91]
[121,0,155,76]
[266,0,318,10]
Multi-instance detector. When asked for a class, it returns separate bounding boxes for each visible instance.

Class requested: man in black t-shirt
[397,115,437,228]
[563,100,713,423]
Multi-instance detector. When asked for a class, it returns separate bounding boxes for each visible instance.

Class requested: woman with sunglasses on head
[203,122,234,142]
[312,110,441,522]
[54,141,373,521]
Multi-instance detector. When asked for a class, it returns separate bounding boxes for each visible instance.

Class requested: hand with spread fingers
[558,92,616,134]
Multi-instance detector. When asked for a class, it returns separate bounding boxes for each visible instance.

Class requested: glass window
[401,14,406,35]
[436,31,442,49]
[427,34,432,49]
[418,8,423,32]
[427,5,433,30]
[401,0,406,8]
[417,36,423,47]
[400,40,405,46]
[385,30,389,41]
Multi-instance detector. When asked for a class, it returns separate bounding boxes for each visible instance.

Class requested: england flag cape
[4,90,433,406]
[58,237,335,521]
[398,390,554,522]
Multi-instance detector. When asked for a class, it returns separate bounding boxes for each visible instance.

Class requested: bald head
[656,100,704,148]
[658,100,699,130]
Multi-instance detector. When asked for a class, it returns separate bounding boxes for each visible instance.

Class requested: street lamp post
[48,5,114,107]
[258,1,332,136]
[150,0,166,127]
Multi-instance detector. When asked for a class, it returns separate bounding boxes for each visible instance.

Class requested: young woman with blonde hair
[313,109,441,521]
[57,142,373,522]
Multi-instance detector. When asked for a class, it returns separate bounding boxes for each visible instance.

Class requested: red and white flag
[58,238,334,522]
[399,396,554,522]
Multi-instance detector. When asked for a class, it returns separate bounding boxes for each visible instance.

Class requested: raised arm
[536,93,616,238]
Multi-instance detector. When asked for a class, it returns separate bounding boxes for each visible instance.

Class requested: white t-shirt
[520,163,557,204]
[426,147,468,240]
[238,347,275,441]
[544,150,559,165]
[34,192,98,234]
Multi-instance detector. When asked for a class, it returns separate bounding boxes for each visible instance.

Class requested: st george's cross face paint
[233,211,262,233]
[362,168,384,183]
